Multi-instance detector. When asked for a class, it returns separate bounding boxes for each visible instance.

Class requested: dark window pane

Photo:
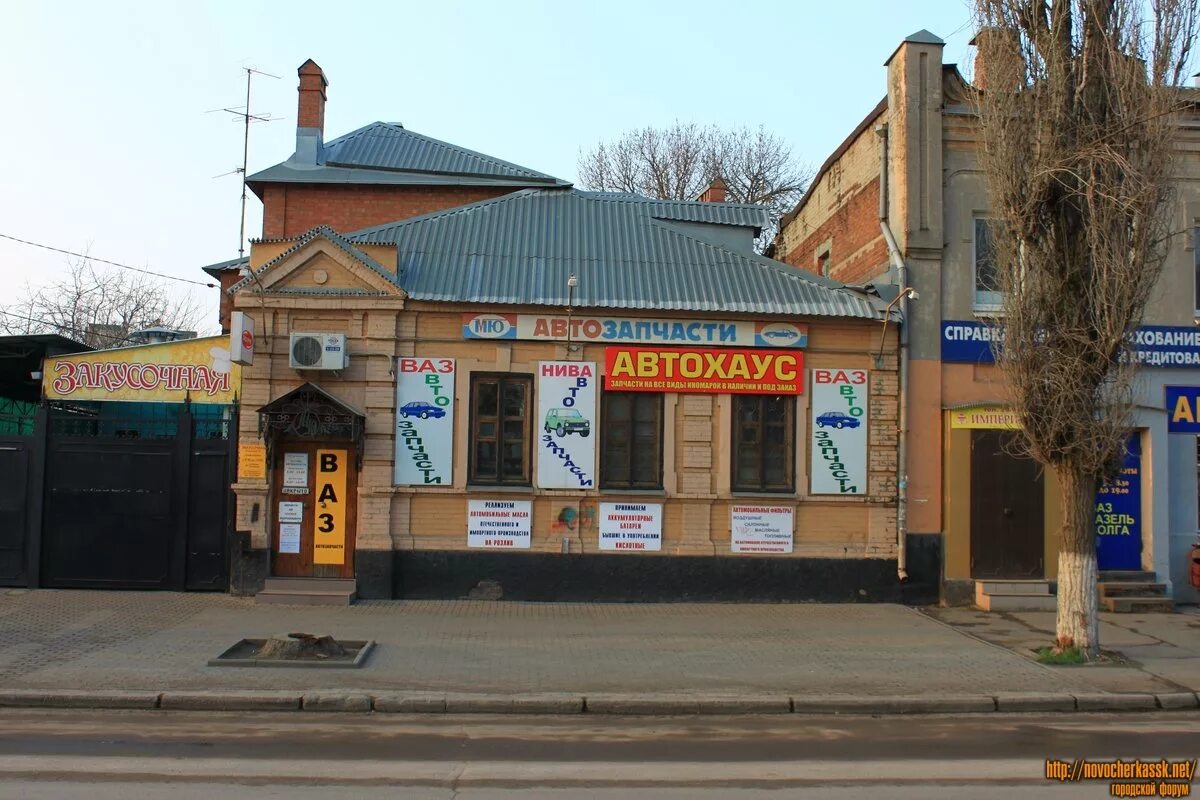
[476,382,498,417]
[475,442,496,476]
[733,395,794,493]
[975,218,1000,293]
[503,383,525,418]
[471,375,530,485]
[608,394,631,422]
[601,392,662,489]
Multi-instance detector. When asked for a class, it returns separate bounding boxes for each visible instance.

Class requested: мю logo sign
[755,322,807,348]
[463,313,517,339]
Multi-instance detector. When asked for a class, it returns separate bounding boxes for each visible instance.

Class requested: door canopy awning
[257,383,365,454]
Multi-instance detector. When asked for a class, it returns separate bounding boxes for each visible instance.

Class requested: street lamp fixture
[565,274,579,354]
[875,287,918,367]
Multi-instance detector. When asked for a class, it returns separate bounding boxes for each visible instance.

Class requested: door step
[256,577,357,606]
[1101,596,1175,613]
[1097,581,1167,598]
[1098,570,1156,583]
[973,580,1056,612]
[1098,572,1173,613]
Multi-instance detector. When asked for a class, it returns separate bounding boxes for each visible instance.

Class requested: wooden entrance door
[271,441,357,579]
[970,429,1044,578]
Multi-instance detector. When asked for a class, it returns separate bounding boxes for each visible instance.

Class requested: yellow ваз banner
[313,449,347,565]
[42,336,240,404]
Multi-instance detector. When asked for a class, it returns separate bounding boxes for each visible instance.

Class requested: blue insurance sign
[941,320,1200,368]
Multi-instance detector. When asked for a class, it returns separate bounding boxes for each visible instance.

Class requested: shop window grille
[0,397,38,436]
[49,403,179,439]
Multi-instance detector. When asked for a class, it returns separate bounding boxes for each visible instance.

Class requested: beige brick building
[209,60,906,602]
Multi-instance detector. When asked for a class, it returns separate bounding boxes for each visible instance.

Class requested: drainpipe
[877,123,910,582]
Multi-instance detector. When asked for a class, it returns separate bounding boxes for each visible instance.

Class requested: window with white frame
[1193,226,1199,316]
[974,217,1002,311]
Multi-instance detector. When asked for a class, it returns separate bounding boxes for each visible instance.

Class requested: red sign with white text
[603,347,804,394]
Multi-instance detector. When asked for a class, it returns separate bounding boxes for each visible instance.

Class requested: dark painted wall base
[943,579,975,607]
[230,541,268,596]
[900,532,941,605]
[355,549,394,600]
[396,551,906,603]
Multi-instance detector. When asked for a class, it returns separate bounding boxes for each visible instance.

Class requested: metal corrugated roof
[324,122,564,182]
[246,122,568,188]
[345,189,882,319]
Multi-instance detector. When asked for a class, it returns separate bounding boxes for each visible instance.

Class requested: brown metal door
[970,429,1044,578]
[271,442,357,579]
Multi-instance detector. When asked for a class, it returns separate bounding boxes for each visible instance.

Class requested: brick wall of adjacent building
[777,108,890,287]
[259,183,513,239]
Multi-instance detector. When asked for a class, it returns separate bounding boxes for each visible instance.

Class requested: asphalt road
[0,709,1195,798]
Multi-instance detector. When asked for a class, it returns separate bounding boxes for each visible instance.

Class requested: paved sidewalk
[0,589,1183,703]
[924,605,1200,694]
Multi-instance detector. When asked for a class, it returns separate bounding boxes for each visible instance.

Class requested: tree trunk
[1055,464,1100,659]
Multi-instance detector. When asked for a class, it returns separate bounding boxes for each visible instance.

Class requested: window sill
[466,484,533,493]
[599,488,666,496]
[730,490,799,499]
[972,307,1004,318]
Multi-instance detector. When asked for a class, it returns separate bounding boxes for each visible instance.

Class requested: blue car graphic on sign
[815,411,861,429]
[399,401,446,420]
[761,329,796,340]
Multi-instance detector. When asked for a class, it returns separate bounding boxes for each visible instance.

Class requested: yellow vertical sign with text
[313,449,347,565]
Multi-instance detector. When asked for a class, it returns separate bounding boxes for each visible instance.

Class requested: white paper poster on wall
[536,361,597,489]
[810,368,869,495]
[279,523,301,554]
[598,502,662,551]
[395,358,456,485]
[278,502,304,523]
[467,499,532,549]
[283,452,308,488]
[731,506,794,554]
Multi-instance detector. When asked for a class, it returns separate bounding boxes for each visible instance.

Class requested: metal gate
[0,436,33,586]
[38,404,234,590]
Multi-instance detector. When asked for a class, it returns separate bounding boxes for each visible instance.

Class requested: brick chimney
[291,59,328,167]
[297,59,328,134]
[970,28,1020,91]
[698,176,727,203]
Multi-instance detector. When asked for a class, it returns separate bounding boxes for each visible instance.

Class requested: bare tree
[577,122,812,251]
[972,0,1197,658]
[2,256,205,349]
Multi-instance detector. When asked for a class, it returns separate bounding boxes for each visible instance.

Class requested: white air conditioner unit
[289,333,349,370]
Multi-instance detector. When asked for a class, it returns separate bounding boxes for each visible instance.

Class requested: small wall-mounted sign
[237,442,267,480]
[230,311,254,366]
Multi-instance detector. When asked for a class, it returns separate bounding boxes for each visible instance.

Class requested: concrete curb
[0,690,161,710]
[159,691,303,712]
[0,689,1194,715]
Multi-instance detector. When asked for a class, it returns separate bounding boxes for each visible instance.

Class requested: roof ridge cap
[648,219,871,301]
[348,188,557,237]
[579,191,767,212]
[394,125,560,181]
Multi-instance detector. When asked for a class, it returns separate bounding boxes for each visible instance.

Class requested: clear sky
[1,0,976,332]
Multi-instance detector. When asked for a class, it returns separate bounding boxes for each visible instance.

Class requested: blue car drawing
[399,401,446,420]
[761,329,796,339]
[815,411,861,429]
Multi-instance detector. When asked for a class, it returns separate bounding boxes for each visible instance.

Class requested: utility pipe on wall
[877,123,910,582]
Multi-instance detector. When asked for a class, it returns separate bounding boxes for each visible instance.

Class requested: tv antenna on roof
[209,66,281,259]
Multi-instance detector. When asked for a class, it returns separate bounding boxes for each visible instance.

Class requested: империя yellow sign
[42,336,240,404]
[949,405,1020,429]
[313,449,347,565]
